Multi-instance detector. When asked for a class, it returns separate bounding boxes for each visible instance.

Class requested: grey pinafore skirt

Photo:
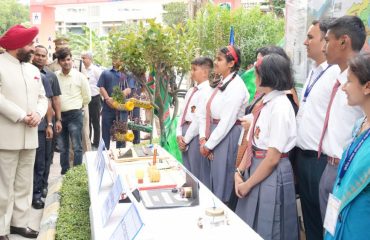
[235,156,299,240]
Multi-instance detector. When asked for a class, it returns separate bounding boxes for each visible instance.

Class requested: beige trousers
[82,105,91,152]
[0,149,36,235]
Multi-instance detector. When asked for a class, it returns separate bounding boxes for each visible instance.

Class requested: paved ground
[8,153,62,240]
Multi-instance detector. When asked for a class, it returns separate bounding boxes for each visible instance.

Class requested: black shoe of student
[42,188,48,198]
[32,199,45,209]
[10,226,38,238]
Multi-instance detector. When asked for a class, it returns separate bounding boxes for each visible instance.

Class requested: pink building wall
[29,0,110,58]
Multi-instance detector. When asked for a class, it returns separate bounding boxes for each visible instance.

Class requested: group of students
[177,15,370,240]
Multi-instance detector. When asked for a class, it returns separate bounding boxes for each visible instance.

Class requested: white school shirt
[249,90,296,153]
[85,64,103,96]
[321,69,363,158]
[296,61,340,150]
[201,73,249,150]
[176,81,212,140]
[183,81,213,144]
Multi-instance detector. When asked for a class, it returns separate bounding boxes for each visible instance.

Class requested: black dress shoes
[10,226,38,238]
[32,199,45,209]
[42,188,48,198]
[0,235,9,240]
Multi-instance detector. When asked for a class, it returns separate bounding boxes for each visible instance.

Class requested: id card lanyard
[337,127,370,186]
[303,64,332,102]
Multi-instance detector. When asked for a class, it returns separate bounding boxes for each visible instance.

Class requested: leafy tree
[187,4,285,67]
[260,0,285,17]
[109,20,196,149]
[162,2,189,26]
[0,0,29,35]
[270,0,285,17]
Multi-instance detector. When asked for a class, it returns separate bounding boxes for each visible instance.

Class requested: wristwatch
[48,122,54,128]
[235,168,244,177]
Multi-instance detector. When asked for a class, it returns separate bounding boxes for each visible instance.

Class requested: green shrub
[56,165,90,240]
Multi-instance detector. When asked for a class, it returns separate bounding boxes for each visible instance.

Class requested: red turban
[0,25,39,50]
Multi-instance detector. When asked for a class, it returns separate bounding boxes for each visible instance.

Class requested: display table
[85,147,262,240]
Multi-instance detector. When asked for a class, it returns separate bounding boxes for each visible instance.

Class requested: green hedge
[56,165,90,240]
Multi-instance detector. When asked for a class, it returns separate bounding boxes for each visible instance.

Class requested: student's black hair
[191,56,213,69]
[56,47,72,61]
[348,52,370,85]
[317,18,336,36]
[35,45,48,54]
[255,45,290,63]
[219,45,241,72]
[327,15,366,51]
[255,53,294,91]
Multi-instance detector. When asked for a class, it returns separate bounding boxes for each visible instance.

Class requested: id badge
[324,193,341,236]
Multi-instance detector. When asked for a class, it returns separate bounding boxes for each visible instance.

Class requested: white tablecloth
[85,149,262,240]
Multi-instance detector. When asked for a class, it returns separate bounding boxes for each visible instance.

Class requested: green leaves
[107,20,196,148]
[187,4,285,67]
[108,20,195,78]
[112,86,125,103]
[0,0,29,35]
[162,2,189,26]
[56,165,90,240]
[60,25,110,66]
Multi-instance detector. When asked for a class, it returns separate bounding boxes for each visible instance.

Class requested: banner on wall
[285,0,370,98]
[32,12,42,25]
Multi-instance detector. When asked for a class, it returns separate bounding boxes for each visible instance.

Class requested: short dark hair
[318,18,336,35]
[35,45,48,54]
[219,45,241,72]
[56,47,72,61]
[256,45,290,62]
[349,52,370,85]
[311,20,319,26]
[191,56,213,69]
[327,15,366,51]
[255,53,294,91]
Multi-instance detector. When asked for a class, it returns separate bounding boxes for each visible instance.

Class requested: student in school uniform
[319,15,365,222]
[176,57,213,187]
[234,54,299,240]
[199,45,249,203]
[229,45,298,212]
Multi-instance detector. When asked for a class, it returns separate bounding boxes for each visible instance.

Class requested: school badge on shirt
[254,126,261,139]
[34,76,40,82]
[191,106,196,113]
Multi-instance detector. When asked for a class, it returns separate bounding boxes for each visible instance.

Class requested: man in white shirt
[55,48,91,175]
[319,15,365,221]
[81,51,103,148]
[295,20,340,240]
[176,57,213,187]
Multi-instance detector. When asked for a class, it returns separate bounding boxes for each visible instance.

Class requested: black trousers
[296,147,327,240]
[43,133,54,190]
[89,95,101,145]
[33,131,47,200]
